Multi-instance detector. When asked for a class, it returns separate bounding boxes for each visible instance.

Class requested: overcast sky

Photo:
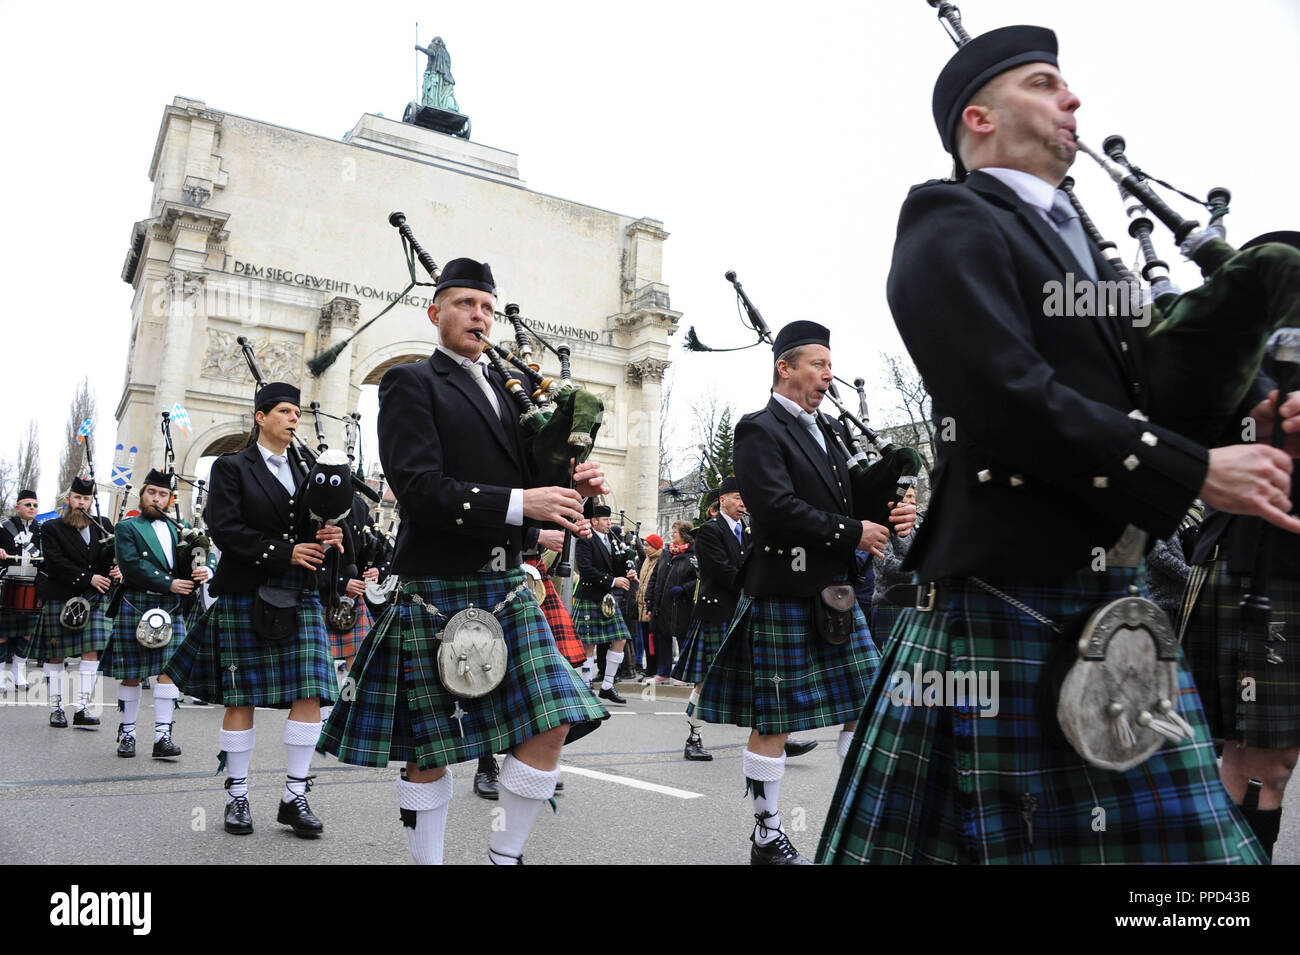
[2,0,1297,505]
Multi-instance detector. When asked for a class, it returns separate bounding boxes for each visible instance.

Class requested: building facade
[116,96,677,525]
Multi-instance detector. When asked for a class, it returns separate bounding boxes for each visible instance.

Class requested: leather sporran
[437,605,508,699]
[252,585,300,644]
[816,584,857,645]
[60,595,92,631]
[328,596,358,632]
[136,607,173,649]
[600,592,618,619]
[1048,595,1192,772]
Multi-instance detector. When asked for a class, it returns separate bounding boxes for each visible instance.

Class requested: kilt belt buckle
[915,583,937,612]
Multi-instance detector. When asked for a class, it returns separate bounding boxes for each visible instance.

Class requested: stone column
[310,297,361,449]
[152,270,205,482]
[625,357,671,535]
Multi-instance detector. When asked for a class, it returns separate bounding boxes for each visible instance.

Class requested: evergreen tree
[697,403,735,523]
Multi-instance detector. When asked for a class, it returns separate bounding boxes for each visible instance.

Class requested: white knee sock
[743,749,786,845]
[602,650,624,690]
[283,720,322,800]
[582,655,595,681]
[76,659,100,711]
[319,704,333,721]
[489,755,559,864]
[117,684,142,736]
[153,682,179,739]
[11,655,29,687]
[43,663,62,706]
[219,727,255,800]
[397,770,453,865]
[838,730,854,762]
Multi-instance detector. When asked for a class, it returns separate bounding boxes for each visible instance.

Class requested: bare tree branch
[56,377,96,497]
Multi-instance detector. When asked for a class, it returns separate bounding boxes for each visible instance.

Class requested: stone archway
[353,339,432,386]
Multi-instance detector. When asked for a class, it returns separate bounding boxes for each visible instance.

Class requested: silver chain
[968,576,1063,634]
[408,579,531,622]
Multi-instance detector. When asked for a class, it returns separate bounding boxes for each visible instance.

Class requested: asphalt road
[0,676,840,865]
[2,673,1296,865]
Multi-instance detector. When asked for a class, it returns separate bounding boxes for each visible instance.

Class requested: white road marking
[559,765,702,800]
[653,711,687,716]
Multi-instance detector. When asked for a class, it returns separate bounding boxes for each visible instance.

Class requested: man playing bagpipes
[100,469,212,758]
[317,258,610,864]
[819,22,1300,865]
[25,477,120,728]
[692,321,915,865]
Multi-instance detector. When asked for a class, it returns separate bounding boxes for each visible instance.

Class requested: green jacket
[115,516,211,596]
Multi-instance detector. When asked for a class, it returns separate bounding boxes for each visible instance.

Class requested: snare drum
[1,581,41,613]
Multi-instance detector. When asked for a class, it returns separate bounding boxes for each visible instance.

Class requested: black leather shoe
[224,778,253,835]
[784,738,818,758]
[751,829,812,865]
[277,776,323,837]
[49,707,67,728]
[474,756,500,800]
[72,708,100,728]
[597,686,627,705]
[684,731,713,761]
[152,724,182,759]
[116,725,136,758]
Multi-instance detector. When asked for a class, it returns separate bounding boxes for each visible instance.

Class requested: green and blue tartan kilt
[870,603,905,652]
[163,571,336,709]
[816,565,1265,865]
[672,618,728,684]
[690,594,881,735]
[317,569,609,770]
[0,608,40,660]
[328,599,373,660]
[20,596,110,662]
[572,595,632,646]
[98,588,187,680]
[1181,560,1300,749]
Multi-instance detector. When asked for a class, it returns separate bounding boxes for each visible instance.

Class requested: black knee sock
[1240,778,1282,859]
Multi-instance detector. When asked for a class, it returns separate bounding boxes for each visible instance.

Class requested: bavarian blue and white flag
[75,417,93,444]
[170,403,193,433]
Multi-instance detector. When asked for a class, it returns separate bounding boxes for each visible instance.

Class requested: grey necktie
[268,454,296,494]
[466,361,502,419]
[733,522,743,547]
[1049,190,1099,282]
[801,412,827,453]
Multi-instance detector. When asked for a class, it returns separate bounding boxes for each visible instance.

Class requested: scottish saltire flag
[170,403,193,433]
[110,444,138,487]
[75,418,93,444]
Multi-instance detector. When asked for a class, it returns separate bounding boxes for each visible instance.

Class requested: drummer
[1,489,43,691]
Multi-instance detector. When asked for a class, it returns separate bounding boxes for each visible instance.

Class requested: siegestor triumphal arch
[115,96,678,525]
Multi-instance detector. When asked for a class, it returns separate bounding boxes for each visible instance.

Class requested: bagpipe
[384,212,605,576]
[687,270,923,528]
